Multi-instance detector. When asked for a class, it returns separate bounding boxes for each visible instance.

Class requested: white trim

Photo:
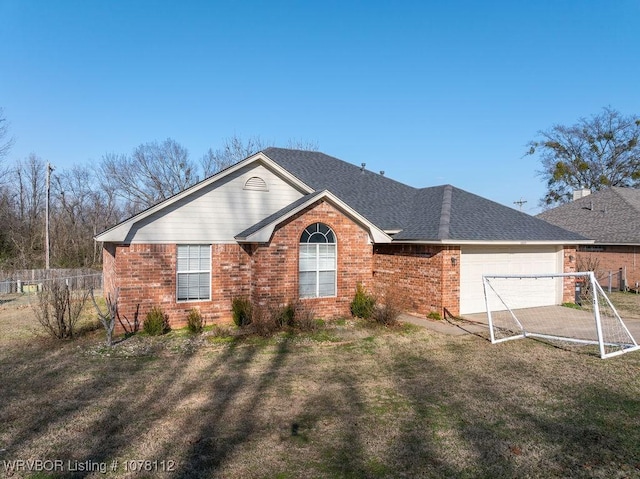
[176,244,212,303]
[391,239,594,246]
[235,190,391,244]
[299,223,337,299]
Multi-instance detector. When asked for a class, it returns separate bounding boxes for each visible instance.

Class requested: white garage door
[460,246,563,314]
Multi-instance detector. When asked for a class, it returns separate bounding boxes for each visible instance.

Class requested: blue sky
[1,0,638,214]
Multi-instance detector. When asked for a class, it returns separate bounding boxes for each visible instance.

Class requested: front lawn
[0,295,639,478]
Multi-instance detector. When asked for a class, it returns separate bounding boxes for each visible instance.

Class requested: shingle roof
[263,148,415,231]
[263,147,585,243]
[537,187,640,244]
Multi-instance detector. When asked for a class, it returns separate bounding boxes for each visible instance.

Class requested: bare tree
[527,107,640,206]
[200,134,319,177]
[286,138,319,151]
[201,135,266,177]
[91,287,119,346]
[7,154,46,267]
[52,165,124,267]
[0,107,14,164]
[100,138,198,214]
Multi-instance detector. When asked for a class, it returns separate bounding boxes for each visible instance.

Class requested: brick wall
[105,199,374,330]
[562,247,578,303]
[106,243,252,330]
[372,244,460,317]
[249,200,373,318]
[577,246,640,291]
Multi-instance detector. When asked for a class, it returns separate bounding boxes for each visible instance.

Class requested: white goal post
[482,272,640,359]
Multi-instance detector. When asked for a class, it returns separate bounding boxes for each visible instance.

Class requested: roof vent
[244,176,268,191]
[360,163,366,172]
[573,188,591,201]
[380,170,385,176]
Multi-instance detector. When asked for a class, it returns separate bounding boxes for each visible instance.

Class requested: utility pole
[513,197,527,211]
[45,162,54,269]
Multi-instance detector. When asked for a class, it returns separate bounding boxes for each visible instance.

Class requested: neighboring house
[96,148,587,328]
[538,187,640,291]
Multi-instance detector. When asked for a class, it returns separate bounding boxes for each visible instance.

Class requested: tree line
[0,109,316,270]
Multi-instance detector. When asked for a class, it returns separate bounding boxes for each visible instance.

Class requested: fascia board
[390,239,595,246]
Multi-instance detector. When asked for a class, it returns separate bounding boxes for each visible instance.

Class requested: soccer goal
[482,272,640,359]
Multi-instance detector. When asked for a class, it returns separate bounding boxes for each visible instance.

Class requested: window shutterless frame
[299,223,336,298]
[176,244,211,302]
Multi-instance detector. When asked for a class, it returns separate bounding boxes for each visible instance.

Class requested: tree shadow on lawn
[2,329,639,478]
[0,334,259,477]
[165,338,292,478]
[388,343,640,478]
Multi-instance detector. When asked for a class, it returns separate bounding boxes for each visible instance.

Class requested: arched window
[299,223,336,298]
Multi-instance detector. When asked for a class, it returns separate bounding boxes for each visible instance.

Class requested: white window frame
[299,223,337,299]
[176,244,211,302]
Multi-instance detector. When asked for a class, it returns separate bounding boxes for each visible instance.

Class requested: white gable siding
[123,164,305,243]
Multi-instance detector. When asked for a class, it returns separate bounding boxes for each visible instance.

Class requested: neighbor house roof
[537,187,640,245]
[264,148,587,244]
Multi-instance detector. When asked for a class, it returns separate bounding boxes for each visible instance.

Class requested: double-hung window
[177,245,211,301]
[299,223,336,298]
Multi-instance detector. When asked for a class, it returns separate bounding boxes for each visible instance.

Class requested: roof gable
[235,190,391,243]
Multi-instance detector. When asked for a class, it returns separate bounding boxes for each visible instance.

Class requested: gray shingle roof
[537,187,640,244]
[263,148,585,243]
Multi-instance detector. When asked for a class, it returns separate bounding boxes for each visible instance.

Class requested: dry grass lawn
[1,293,640,478]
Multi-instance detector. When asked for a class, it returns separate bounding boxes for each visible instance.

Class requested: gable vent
[244,176,268,191]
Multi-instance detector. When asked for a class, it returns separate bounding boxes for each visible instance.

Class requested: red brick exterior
[103,200,374,330]
[372,244,460,318]
[563,246,578,303]
[102,199,582,330]
[577,246,640,291]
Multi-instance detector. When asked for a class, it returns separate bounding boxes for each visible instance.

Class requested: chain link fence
[0,269,102,296]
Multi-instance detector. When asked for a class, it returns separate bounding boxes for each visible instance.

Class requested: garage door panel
[460,246,562,314]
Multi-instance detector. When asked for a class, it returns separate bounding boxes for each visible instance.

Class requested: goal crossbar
[482,271,640,359]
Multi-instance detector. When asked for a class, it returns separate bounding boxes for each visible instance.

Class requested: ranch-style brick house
[96,148,588,328]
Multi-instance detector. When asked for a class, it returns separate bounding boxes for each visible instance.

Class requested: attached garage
[459,245,564,314]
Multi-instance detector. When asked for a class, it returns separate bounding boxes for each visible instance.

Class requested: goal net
[482,272,639,359]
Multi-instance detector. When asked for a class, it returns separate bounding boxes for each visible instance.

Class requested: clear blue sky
[1,0,638,214]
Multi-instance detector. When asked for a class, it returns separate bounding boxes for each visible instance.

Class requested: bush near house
[187,308,204,334]
[350,283,376,319]
[143,306,171,336]
[232,297,253,327]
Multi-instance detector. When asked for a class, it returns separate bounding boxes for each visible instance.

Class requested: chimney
[573,188,591,201]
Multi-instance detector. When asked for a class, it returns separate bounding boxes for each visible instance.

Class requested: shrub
[232,297,252,327]
[187,308,204,334]
[143,306,171,336]
[350,283,376,319]
[251,304,280,337]
[32,280,89,340]
[372,302,401,326]
[275,303,296,328]
[292,301,319,332]
[427,311,442,321]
